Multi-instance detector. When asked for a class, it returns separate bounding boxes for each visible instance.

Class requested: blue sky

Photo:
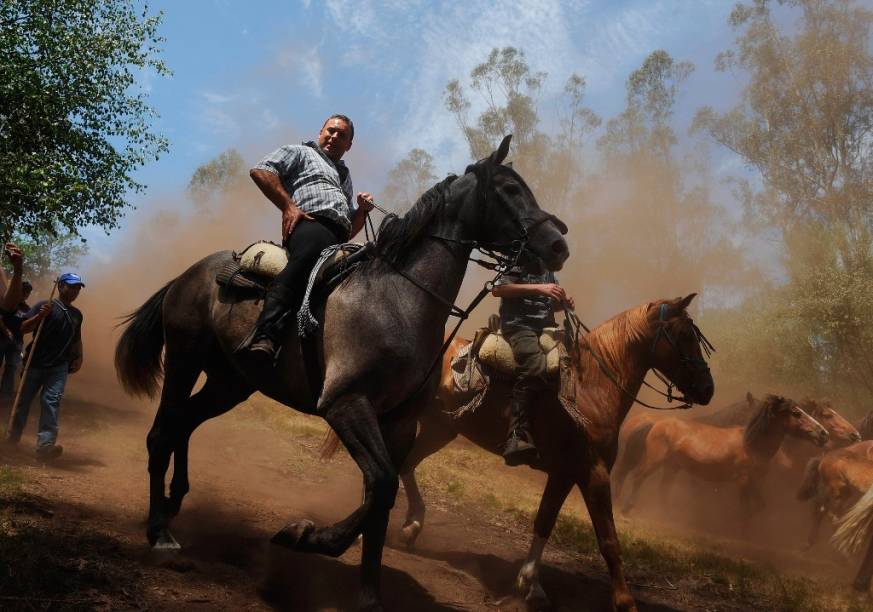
[84,0,765,263]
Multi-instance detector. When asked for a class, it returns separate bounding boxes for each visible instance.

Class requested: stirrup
[235,325,263,353]
[503,432,539,467]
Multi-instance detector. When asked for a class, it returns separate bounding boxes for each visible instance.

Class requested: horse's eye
[792,410,801,417]
[503,183,521,195]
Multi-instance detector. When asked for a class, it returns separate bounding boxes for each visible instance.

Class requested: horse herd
[115,138,873,611]
[612,393,873,595]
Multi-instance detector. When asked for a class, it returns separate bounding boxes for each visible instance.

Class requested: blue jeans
[8,363,68,448]
[0,341,22,401]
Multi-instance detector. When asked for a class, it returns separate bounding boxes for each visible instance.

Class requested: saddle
[216,240,370,298]
[448,318,583,427]
[476,327,563,376]
[449,318,563,397]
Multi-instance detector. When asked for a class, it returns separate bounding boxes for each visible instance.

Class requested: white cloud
[201,91,235,105]
[316,0,733,175]
[300,48,324,97]
[199,105,239,138]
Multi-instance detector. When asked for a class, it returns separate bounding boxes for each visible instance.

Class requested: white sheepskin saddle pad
[477,327,562,376]
[237,241,288,278]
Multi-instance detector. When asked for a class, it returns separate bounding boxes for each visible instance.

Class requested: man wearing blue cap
[6,273,85,459]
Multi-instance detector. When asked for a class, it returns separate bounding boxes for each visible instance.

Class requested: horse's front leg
[516,472,574,610]
[271,393,414,611]
[398,412,458,549]
[579,462,636,612]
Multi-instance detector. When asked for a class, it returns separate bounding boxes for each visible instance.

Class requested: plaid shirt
[253,141,356,235]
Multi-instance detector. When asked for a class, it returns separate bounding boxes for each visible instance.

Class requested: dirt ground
[0,387,867,612]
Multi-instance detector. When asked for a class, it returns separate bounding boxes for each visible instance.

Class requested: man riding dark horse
[491,268,575,467]
[237,114,374,359]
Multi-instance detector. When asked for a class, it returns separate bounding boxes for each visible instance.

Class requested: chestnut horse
[613,395,856,489]
[797,441,873,551]
[857,412,873,440]
[691,396,860,467]
[831,474,873,592]
[347,294,716,612]
[615,394,828,523]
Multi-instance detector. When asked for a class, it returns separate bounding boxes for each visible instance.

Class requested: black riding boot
[503,386,540,467]
[235,284,296,360]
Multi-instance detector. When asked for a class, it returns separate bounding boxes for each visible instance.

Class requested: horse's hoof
[271,519,315,550]
[400,520,421,550]
[852,578,871,593]
[151,529,181,551]
[517,572,549,611]
[523,585,550,611]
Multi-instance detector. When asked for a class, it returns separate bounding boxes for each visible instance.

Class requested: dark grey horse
[114,136,569,611]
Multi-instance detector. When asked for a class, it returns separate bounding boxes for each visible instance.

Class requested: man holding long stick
[6,273,85,459]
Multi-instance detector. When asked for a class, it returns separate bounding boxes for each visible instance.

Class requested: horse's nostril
[552,240,567,255]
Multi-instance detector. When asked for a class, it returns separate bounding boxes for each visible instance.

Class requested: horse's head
[646,293,715,406]
[457,135,569,272]
[761,395,829,447]
[801,398,861,447]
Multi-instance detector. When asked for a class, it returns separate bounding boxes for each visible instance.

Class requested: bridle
[565,303,715,411]
[365,162,565,403]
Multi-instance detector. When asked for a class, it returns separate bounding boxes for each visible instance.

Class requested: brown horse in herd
[798,440,873,547]
[613,393,829,523]
[690,396,860,471]
[323,294,715,611]
[800,441,873,591]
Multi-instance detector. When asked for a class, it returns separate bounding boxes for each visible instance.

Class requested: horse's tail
[612,421,655,497]
[832,483,873,555]
[115,281,174,398]
[797,456,823,501]
[319,429,343,461]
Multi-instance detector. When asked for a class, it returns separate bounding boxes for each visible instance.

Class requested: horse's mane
[585,303,651,367]
[743,395,782,446]
[364,174,458,269]
[800,398,828,420]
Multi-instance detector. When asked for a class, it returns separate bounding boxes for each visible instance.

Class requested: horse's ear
[675,293,697,311]
[746,391,755,406]
[492,135,512,165]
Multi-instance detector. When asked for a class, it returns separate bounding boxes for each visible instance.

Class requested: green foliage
[587,50,753,308]
[443,46,600,217]
[695,0,873,406]
[0,0,170,239]
[12,230,88,284]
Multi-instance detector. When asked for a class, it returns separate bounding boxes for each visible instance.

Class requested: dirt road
[0,388,860,611]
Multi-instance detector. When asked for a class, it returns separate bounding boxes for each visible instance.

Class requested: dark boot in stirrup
[503,387,540,467]
[235,285,295,361]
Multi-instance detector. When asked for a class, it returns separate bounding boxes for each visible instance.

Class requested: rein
[361,171,551,406]
[564,304,714,411]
